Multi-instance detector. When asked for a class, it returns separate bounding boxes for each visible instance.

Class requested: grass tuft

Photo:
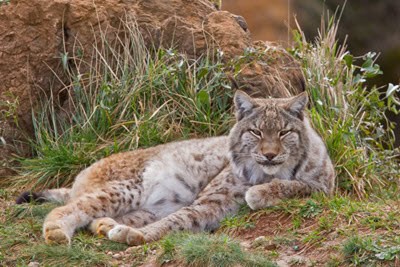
[22,244,108,267]
[158,232,276,267]
[342,234,400,265]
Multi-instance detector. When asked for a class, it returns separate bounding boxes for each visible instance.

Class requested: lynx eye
[279,130,291,138]
[249,129,262,138]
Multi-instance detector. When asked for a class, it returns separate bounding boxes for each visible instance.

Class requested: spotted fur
[16,90,334,246]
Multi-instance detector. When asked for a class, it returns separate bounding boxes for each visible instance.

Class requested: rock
[28,262,40,267]
[0,0,304,163]
[277,255,309,267]
[254,235,266,242]
[125,246,136,254]
[112,253,122,259]
[252,235,277,250]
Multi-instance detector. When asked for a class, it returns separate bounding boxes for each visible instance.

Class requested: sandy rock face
[0,0,304,166]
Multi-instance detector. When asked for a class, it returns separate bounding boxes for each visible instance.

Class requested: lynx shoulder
[16,90,335,246]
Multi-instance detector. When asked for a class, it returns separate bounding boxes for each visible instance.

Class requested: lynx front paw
[89,217,118,237]
[43,222,70,245]
[108,225,145,246]
[245,185,281,210]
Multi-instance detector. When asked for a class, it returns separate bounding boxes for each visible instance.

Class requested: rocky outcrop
[0,0,304,172]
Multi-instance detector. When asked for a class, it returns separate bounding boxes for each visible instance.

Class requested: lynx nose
[264,153,277,161]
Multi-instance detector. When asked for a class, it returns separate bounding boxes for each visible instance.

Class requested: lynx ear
[234,90,258,121]
[285,92,308,120]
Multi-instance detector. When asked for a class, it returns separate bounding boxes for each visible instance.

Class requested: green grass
[217,193,400,265]
[0,201,134,266]
[158,232,276,267]
[22,244,108,267]
[219,204,255,233]
[9,20,235,190]
[291,15,400,197]
[342,235,400,265]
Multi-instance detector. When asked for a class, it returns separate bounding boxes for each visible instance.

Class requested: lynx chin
[16,90,335,246]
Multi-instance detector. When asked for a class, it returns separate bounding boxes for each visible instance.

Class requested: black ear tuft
[16,191,45,204]
[234,90,257,121]
[286,92,308,120]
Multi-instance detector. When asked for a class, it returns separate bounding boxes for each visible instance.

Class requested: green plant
[291,15,400,197]
[0,93,19,126]
[12,19,234,189]
[22,244,108,267]
[342,235,400,265]
[220,205,254,232]
[299,200,323,218]
[158,232,276,267]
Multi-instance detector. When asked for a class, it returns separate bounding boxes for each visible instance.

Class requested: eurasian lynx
[16,90,335,246]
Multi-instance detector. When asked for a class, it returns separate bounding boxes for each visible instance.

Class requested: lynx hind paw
[108,225,145,246]
[43,222,70,245]
[89,217,118,237]
[245,186,281,210]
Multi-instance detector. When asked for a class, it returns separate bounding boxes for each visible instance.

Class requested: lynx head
[229,90,309,184]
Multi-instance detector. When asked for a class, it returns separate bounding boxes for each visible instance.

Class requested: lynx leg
[89,210,157,245]
[89,217,118,237]
[245,178,312,210]
[87,169,246,246]
[136,169,247,243]
[116,210,158,227]
[43,199,106,245]
[88,217,144,245]
[43,181,142,245]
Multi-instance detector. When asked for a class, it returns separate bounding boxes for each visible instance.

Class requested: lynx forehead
[16,90,335,246]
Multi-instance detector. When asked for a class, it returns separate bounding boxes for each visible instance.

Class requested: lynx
[16,90,335,246]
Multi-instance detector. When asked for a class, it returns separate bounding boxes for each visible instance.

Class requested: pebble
[28,262,40,267]
[125,247,136,254]
[254,236,266,242]
[252,236,276,250]
[112,253,122,259]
